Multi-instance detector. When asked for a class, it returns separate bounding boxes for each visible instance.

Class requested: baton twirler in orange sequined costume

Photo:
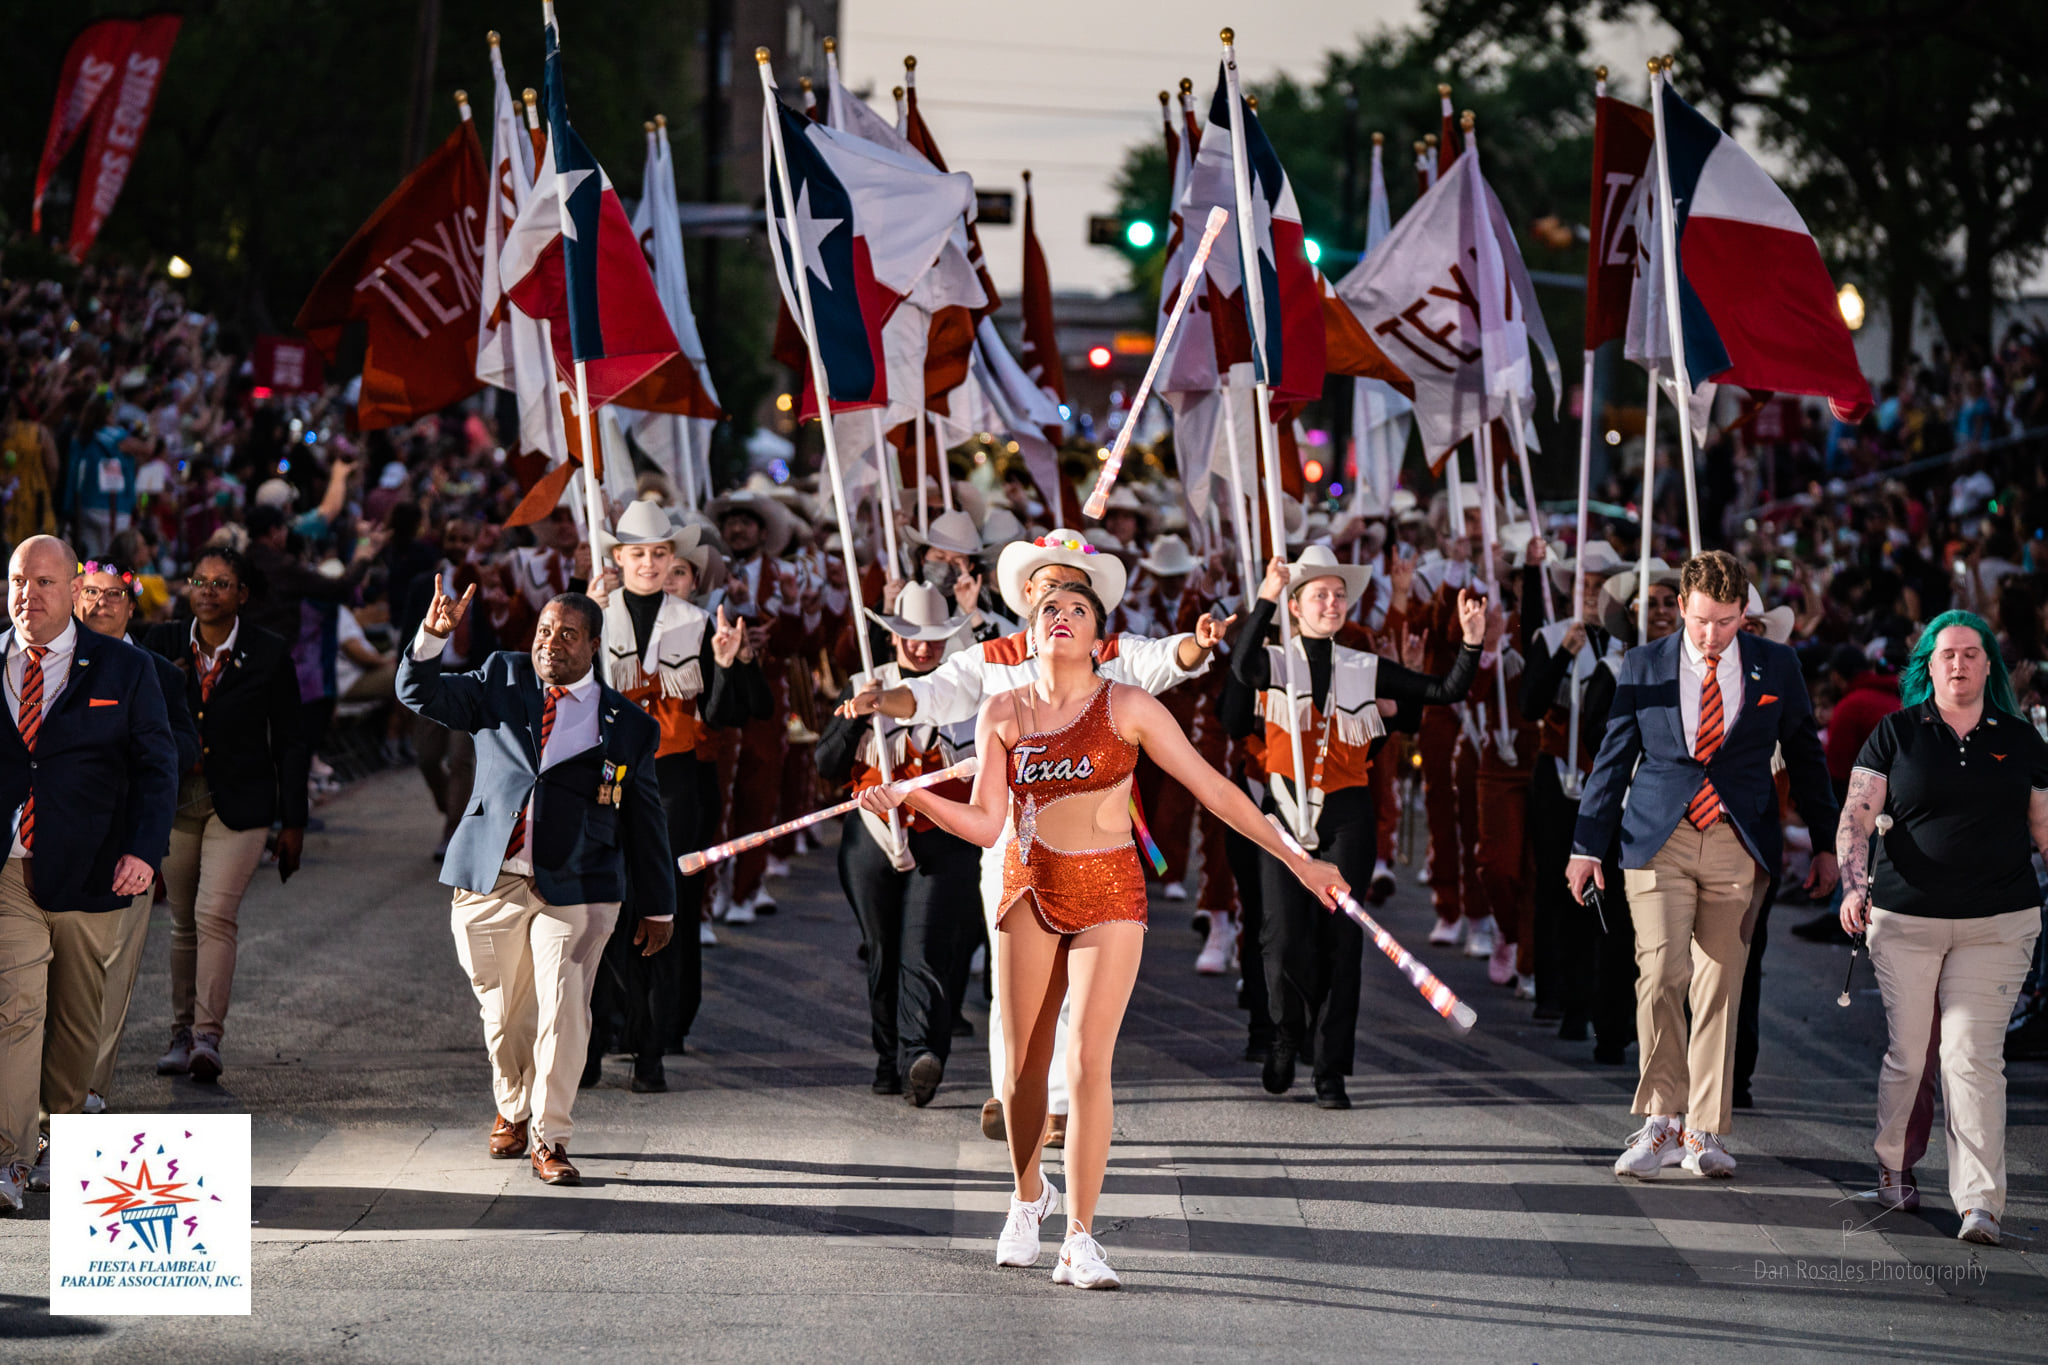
[1000,683,1148,934]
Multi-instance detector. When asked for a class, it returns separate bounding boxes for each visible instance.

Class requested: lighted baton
[678,759,979,876]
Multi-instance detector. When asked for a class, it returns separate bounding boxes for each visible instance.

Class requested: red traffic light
[1087,345,1112,369]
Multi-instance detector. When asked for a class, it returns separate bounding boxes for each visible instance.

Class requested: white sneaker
[725,894,758,925]
[1161,881,1188,902]
[765,856,791,881]
[1463,916,1498,959]
[83,1090,106,1115]
[27,1137,49,1192]
[1876,1167,1919,1211]
[1051,1225,1122,1289]
[1416,864,1433,886]
[1681,1127,1737,1178]
[1369,860,1397,900]
[711,884,733,923]
[0,1162,26,1213]
[1195,915,1237,975]
[1514,973,1537,1001]
[1959,1209,2001,1245]
[1427,918,1465,947]
[995,1177,1061,1267]
[1614,1116,1685,1179]
[699,920,718,947]
[1487,936,1517,985]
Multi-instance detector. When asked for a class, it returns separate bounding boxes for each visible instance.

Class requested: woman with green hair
[1836,609,2048,1246]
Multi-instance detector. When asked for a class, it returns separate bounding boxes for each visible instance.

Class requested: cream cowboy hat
[996,527,1129,616]
[1138,534,1199,578]
[1746,584,1795,645]
[1600,558,1680,638]
[1285,543,1372,603]
[1548,538,1626,589]
[706,488,797,560]
[903,508,984,557]
[866,581,971,642]
[672,520,728,595]
[596,499,689,561]
[1094,485,1158,535]
[978,506,1028,554]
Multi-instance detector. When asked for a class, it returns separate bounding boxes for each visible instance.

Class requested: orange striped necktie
[18,645,48,851]
[194,641,228,701]
[505,685,569,862]
[1686,652,1726,830]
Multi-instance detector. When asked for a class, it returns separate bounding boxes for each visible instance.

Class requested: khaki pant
[90,893,153,1098]
[1869,906,2039,1219]
[1623,819,1761,1135]
[452,872,618,1149]
[162,783,270,1044]
[0,860,123,1165]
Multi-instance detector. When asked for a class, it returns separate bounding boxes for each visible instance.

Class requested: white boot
[1195,915,1237,975]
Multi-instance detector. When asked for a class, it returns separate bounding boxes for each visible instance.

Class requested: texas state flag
[1658,84,1872,420]
[763,95,974,418]
[501,9,679,410]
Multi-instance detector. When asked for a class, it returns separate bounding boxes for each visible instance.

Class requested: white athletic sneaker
[1514,973,1537,1001]
[995,1177,1061,1267]
[725,893,758,925]
[1416,864,1433,886]
[27,1137,49,1192]
[83,1090,106,1115]
[1681,1127,1736,1178]
[1487,936,1517,985]
[1959,1209,2001,1245]
[1876,1167,1918,1211]
[1427,918,1465,947]
[1162,880,1188,902]
[1369,859,1397,900]
[699,920,718,947]
[711,884,734,923]
[1195,914,1237,975]
[1614,1116,1685,1179]
[1463,916,1498,959]
[765,856,791,881]
[0,1162,26,1213]
[1051,1225,1122,1289]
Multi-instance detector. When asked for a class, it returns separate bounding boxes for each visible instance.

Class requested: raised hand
[1258,554,1291,603]
[1456,587,1487,645]
[952,568,983,617]
[837,675,884,719]
[1388,551,1416,602]
[1194,609,1237,651]
[1401,629,1425,670]
[1561,619,1588,656]
[424,581,477,638]
[711,605,747,667]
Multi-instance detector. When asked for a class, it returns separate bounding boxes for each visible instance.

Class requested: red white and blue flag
[1651,84,1871,420]
[762,92,974,417]
[501,8,678,410]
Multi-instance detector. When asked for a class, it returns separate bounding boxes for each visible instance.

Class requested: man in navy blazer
[400,583,671,1187]
[1569,551,1837,1182]
[0,537,177,1211]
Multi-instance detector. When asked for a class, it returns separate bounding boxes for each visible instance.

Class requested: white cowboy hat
[1094,485,1159,535]
[596,499,689,561]
[1138,534,1199,578]
[995,527,1129,615]
[1600,558,1681,638]
[1502,523,1560,570]
[866,581,971,642]
[903,508,984,558]
[978,506,1028,554]
[920,478,988,530]
[1746,584,1795,645]
[1281,496,1308,547]
[1284,543,1372,604]
[671,520,728,595]
[1547,538,1626,589]
[706,488,797,560]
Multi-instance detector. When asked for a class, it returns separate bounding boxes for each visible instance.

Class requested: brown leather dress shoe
[1042,1112,1067,1150]
[489,1115,529,1160]
[531,1141,579,1185]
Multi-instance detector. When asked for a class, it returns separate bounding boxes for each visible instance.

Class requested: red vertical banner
[32,19,143,232]
[66,14,182,260]
[1584,94,1655,351]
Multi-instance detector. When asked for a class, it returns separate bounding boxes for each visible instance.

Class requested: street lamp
[1837,283,1865,331]
[167,256,192,279]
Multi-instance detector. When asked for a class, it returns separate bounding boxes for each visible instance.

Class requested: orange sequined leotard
[1000,682,1149,934]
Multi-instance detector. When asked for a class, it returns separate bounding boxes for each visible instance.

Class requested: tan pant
[1868,906,2039,1219]
[162,779,270,1043]
[451,872,618,1149]
[1623,819,1761,1135]
[90,894,153,1098]
[0,860,123,1165]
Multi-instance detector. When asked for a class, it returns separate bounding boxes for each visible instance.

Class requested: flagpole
[758,48,903,855]
[1221,28,1308,842]
[1638,378,1659,639]
[870,408,903,578]
[1218,384,1257,601]
[1648,56,1703,555]
[1573,65,1608,638]
[1476,420,1515,761]
[1504,392,1555,623]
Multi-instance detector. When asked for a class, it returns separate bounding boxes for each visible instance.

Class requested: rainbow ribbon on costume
[1128,792,1168,877]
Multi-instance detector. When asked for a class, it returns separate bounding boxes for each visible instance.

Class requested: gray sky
[838,1,1668,296]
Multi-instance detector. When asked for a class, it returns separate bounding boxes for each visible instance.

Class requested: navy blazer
[0,623,179,912]
[1572,630,1837,873]
[143,644,203,775]
[399,647,671,920]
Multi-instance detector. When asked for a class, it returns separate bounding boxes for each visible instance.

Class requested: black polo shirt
[1852,701,2048,918]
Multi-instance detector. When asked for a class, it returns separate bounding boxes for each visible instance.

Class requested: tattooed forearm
[1835,769,1886,897]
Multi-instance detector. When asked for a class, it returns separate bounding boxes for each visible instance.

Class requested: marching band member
[1224,548,1486,1110]
[816,584,982,1106]
[1473,534,1539,999]
[584,504,768,1092]
[1415,502,1492,954]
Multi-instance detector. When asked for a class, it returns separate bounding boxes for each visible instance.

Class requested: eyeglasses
[188,577,238,592]
[77,586,133,603]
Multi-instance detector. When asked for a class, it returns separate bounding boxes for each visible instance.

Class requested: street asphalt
[1,767,2042,1362]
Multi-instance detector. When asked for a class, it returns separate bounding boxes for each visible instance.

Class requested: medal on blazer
[599,760,627,807]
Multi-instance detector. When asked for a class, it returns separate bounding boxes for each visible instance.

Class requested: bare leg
[996,897,1068,1203]
[1060,922,1145,1233]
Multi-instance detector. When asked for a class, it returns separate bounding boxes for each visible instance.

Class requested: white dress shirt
[8,619,78,857]
[1678,631,1743,756]
[189,617,239,674]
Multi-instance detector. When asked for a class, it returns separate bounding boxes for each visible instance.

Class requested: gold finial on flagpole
[1220,27,1234,45]
[824,36,835,55]
[1413,139,1427,156]
[644,120,656,133]
[1372,131,1384,146]
[487,30,500,46]
[1424,133,1438,149]
[1438,82,1451,97]
[1647,56,1661,74]
[1180,76,1193,95]
[1596,64,1608,81]
[1159,90,1170,108]
[454,90,469,108]
[1247,94,1258,111]
[1461,110,1475,132]
[656,113,667,129]
[892,86,904,102]
[904,54,917,71]
[800,76,813,93]
[522,87,537,109]
[756,46,771,65]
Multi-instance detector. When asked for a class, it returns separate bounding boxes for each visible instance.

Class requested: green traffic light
[1125,220,1156,250]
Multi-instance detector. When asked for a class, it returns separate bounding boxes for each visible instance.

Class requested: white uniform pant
[981,827,1071,1115]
